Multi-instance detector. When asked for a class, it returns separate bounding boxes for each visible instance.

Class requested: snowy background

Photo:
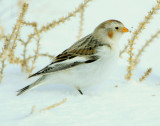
[0,0,160,126]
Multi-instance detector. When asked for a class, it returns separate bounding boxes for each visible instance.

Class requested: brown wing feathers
[55,53,76,63]
[54,47,95,63]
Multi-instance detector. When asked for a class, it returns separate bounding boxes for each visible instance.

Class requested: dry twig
[134,30,160,66]
[139,68,152,82]
[125,0,160,80]
[120,0,160,57]
[0,3,28,82]
[0,20,4,39]
[77,7,85,40]
[26,105,36,117]
[26,98,66,117]
[40,98,67,112]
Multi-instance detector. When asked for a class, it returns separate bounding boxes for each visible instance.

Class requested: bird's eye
[115,27,119,30]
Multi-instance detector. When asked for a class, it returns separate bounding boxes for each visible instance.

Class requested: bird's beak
[122,27,128,33]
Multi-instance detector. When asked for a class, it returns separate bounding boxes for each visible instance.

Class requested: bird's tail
[17,75,47,96]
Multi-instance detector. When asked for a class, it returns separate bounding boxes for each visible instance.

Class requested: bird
[17,19,128,96]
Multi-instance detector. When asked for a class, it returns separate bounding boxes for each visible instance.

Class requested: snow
[0,0,160,126]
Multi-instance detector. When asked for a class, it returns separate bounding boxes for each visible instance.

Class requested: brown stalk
[120,0,160,57]
[26,53,54,61]
[125,1,160,80]
[139,68,152,82]
[0,3,28,82]
[134,30,160,66]
[28,26,41,74]
[21,22,38,72]
[26,105,36,117]
[37,0,92,35]
[77,7,85,40]
[40,98,67,112]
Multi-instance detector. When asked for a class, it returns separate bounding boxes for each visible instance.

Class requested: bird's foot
[78,89,83,95]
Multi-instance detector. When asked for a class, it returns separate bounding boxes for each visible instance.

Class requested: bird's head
[93,20,128,44]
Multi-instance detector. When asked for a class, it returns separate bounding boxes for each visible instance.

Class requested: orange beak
[122,27,128,33]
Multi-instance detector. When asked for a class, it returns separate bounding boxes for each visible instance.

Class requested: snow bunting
[17,19,128,96]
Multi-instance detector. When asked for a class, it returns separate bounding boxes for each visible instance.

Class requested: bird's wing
[29,56,98,78]
[29,34,102,78]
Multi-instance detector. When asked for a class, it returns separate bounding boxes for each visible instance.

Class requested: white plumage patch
[49,56,87,68]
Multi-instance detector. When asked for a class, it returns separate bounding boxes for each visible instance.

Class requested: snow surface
[0,0,160,126]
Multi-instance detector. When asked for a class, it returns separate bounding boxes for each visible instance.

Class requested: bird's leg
[78,89,83,95]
